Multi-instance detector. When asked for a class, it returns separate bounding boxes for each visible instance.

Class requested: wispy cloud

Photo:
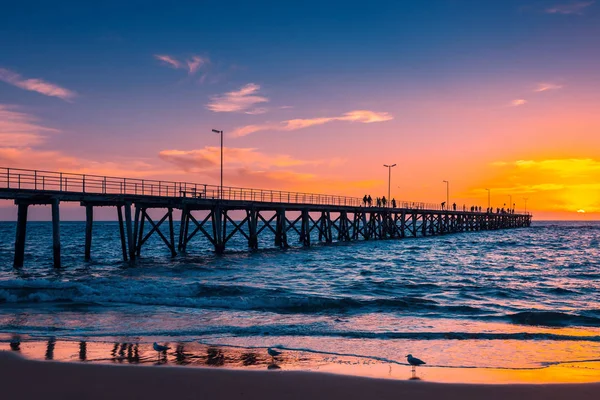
[154,54,208,75]
[159,146,318,172]
[206,83,269,114]
[511,99,527,107]
[534,82,564,92]
[546,1,594,14]
[0,104,58,147]
[231,110,394,137]
[0,68,77,101]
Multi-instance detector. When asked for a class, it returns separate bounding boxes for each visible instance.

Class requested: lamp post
[442,180,449,207]
[523,197,529,213]
[212,129,223,199]
[383,164,396,207]
[485,188,490,209]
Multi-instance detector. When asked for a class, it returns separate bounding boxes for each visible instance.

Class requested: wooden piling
[85,205,93,261]
[212,207,224,254]
[136,208,145,257]
[13,202,28,268]
[124,203,135,261]
[168,208,176,257]
[51,199,61,268]
[117,205,128,262]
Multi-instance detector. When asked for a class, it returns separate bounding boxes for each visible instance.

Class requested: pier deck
[0,167,531,268]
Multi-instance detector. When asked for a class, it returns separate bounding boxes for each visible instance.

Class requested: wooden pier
[0,167,532,268]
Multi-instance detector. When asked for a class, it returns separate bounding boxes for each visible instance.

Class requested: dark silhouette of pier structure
[1,167,532,268]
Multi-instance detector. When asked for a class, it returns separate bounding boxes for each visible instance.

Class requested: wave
[507,311,600,327]
[0,279,482,315]
[3,323,600,344]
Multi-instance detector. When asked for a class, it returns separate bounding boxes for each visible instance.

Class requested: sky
[1,0,600,220]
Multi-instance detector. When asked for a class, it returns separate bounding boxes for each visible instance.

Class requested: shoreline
[2,352,600,400]
[2,338,600,385]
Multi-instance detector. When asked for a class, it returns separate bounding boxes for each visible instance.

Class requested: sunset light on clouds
[1,1,599,220]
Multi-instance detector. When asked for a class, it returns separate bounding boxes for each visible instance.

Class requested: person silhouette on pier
[363,195,368,206]
[392,198,397,208]
[382,196,387,207]
[367,195,372,207]
[452,203,456,211]
[441,201,446,210]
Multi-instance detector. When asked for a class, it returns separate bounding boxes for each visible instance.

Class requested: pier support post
[178,206,187,251]
[299,209,310,247]
[13,203,29,268]
[168,208,176,257]
[275,209,289,248]
[51,199,61,268]
[117,205,128,262]
[136,208,145,257]
[133,206,141,257]
[212,207,225,254]
[124,203,135,261]
[248,210,259,250]
[85,205,93,261]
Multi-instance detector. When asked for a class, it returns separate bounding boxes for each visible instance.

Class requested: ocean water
[1,220,600,372]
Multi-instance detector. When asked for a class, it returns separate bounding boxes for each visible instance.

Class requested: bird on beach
[406,354,426,372]
[153,342,170,353]
[267,347,282,360]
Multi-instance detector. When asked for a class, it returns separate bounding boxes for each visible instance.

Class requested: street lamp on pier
[442,180,449,207]
[383,164,396,207]
[212,129,224,199]
[523,197,529,213]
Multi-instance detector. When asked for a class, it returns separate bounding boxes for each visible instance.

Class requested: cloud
[206,83,269,113]
[186,56,205,75]
[535,82,564,92]
[546,1,594,14]
[154,54,181,69]
[159,146,318,173]
[511,99,527,106]
[0,68,77,101]
[154,54,208,75]
[0,104,58,147]
[487,158,600,213]
[231,110,394,137]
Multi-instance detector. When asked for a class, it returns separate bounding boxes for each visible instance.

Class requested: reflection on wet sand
[1,339,294,370]
[79,341,87,361]
[3,338,600,384]
[45,338,56,360]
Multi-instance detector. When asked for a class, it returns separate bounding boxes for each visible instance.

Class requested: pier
[0,167,531,268]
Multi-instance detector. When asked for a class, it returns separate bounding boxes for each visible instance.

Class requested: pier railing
[1,167,446,209]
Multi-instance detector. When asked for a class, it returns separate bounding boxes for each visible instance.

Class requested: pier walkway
[0,167,531,268]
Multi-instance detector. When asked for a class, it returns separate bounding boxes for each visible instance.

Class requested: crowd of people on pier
[360,195,517,214]
[361,195,397,208]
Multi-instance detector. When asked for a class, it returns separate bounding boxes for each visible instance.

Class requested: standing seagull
[153,342,170,353]
[406,354,426,372]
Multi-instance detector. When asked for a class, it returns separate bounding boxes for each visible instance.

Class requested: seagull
[406,354,426,372]
[267,347,282,360]
[153,342,170,353]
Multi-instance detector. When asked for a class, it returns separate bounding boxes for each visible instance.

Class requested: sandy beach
[1,351,599,400]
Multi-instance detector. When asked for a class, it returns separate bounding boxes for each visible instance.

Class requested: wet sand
[2,351,600,400]
[3,339,600,384]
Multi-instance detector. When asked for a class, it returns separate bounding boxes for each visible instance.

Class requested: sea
[1,220,600,381]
